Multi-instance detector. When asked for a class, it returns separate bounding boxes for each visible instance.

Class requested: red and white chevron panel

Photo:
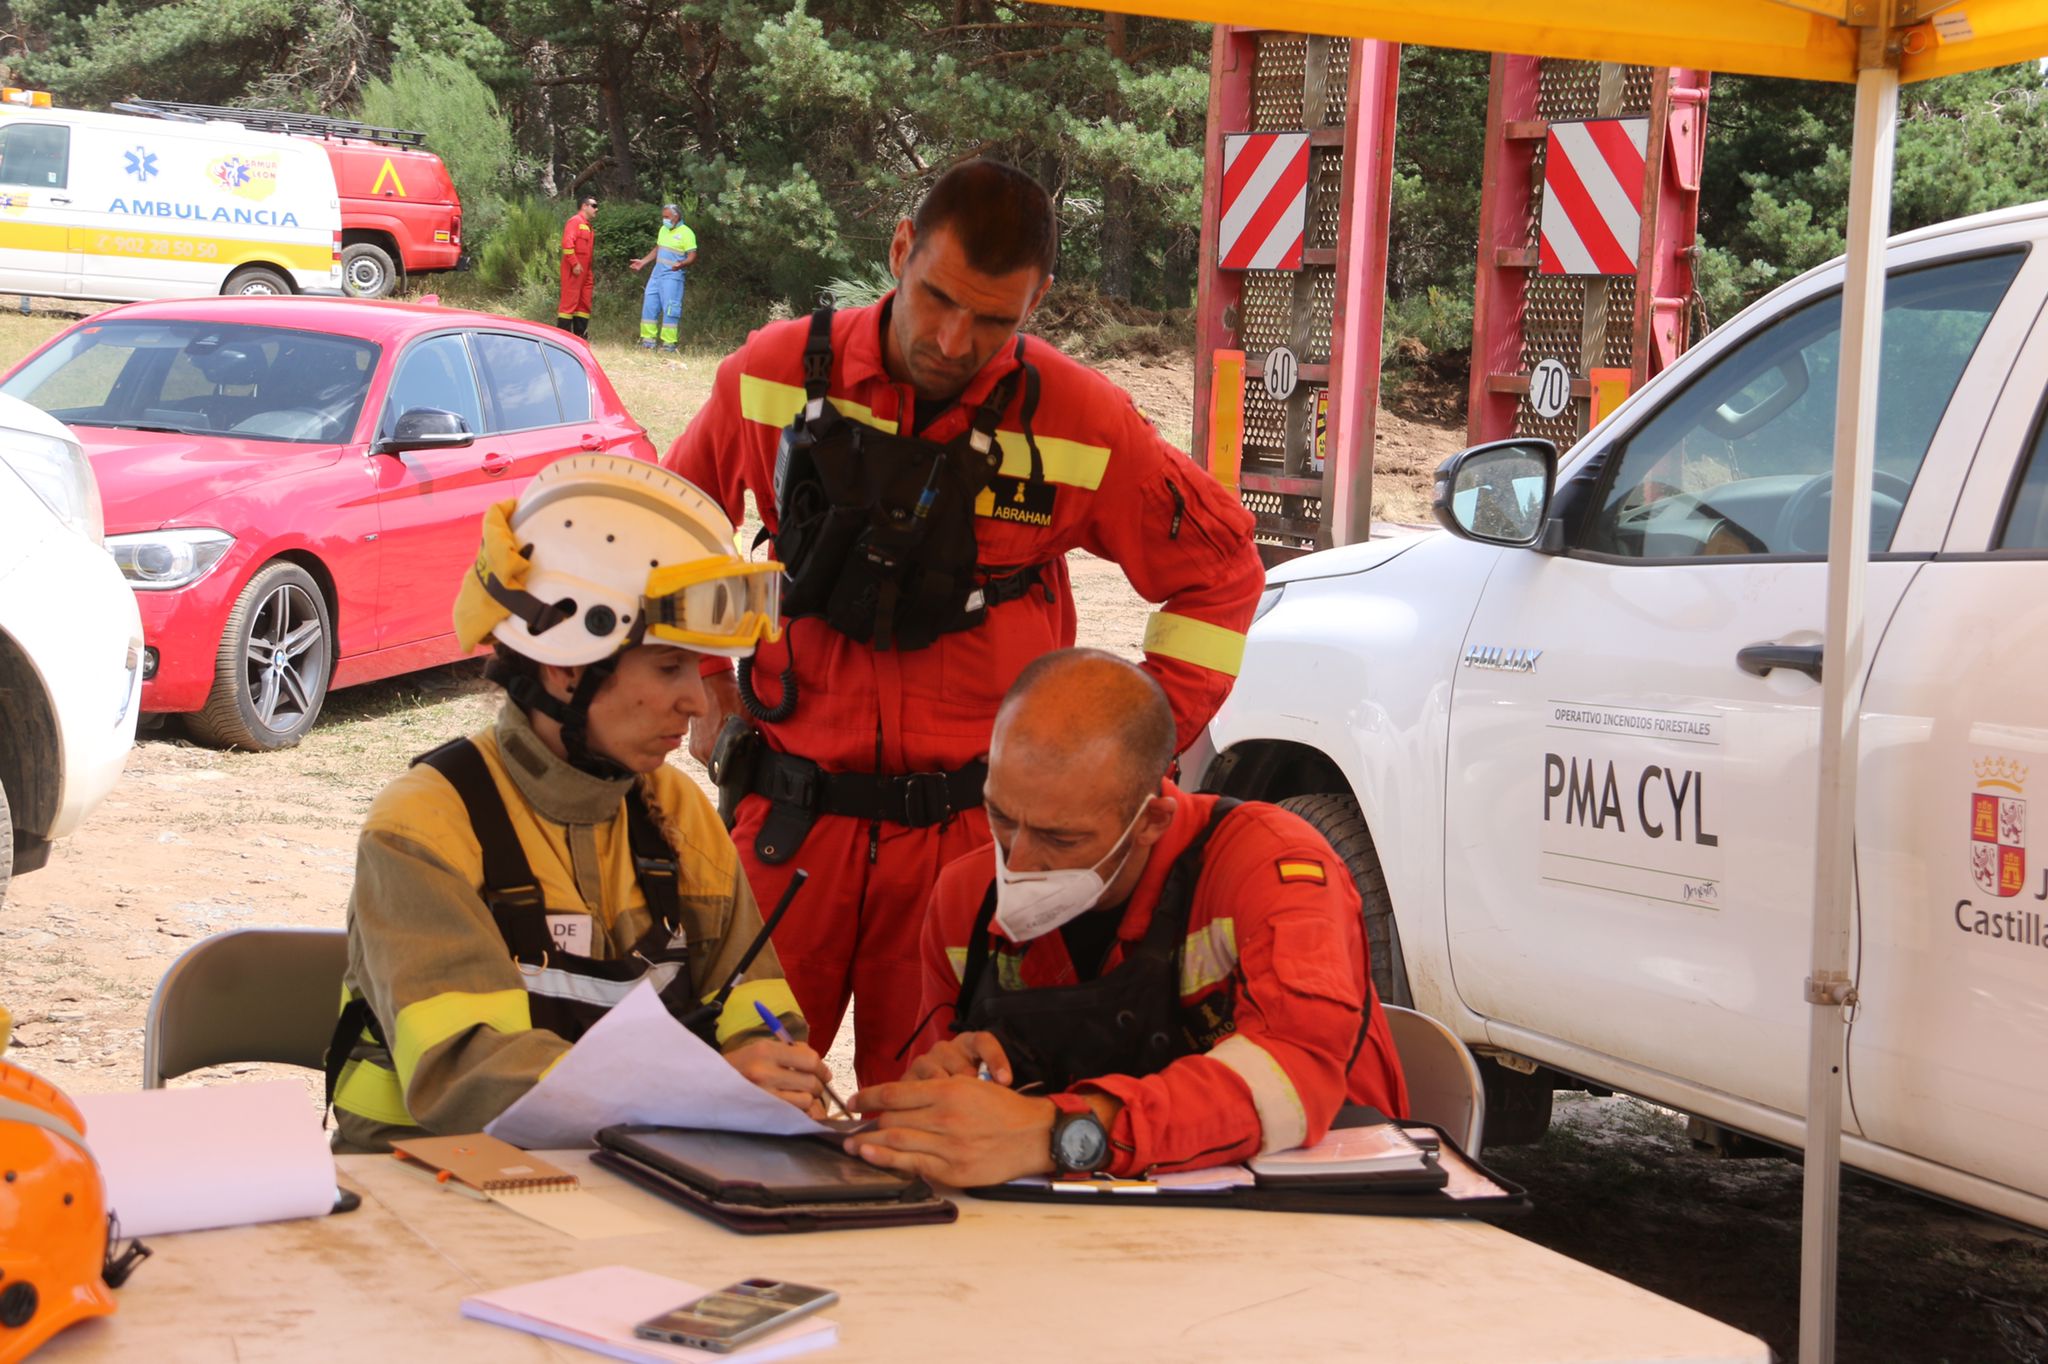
[1219,132,1309,272]
[1538,118,1649,277]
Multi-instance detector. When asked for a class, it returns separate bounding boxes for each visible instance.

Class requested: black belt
[746,751,986,864]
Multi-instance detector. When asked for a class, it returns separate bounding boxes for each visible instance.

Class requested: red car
[0,296,658,749]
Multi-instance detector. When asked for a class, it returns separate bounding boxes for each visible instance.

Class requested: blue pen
[754,998,852,1118]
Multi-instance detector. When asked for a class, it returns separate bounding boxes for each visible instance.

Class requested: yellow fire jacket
[332,701,802,1152]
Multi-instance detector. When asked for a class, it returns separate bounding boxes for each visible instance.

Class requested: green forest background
[5,0,2046,381]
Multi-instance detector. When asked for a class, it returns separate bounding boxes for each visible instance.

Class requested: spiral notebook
[393,1134,582,1192]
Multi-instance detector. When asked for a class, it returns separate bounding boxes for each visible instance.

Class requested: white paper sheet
[486,981,837,1149]
[461,1265,836,1364]
[75,1080,337,1237]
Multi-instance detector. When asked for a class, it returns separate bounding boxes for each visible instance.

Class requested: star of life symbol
[123,147,158,182]
[1970,757,2028,898]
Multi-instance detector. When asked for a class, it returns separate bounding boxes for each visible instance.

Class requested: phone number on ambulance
[92,234,218,260]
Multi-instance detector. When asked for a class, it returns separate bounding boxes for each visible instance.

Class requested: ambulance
[1193,198,2048,1231]
[0,91,343,301]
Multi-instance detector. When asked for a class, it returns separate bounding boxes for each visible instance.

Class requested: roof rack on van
[110,99,429,149]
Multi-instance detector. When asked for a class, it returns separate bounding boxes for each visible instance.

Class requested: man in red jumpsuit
[557,195,596,336]
[845,649,1408,1185]
[665,160,1263,1086]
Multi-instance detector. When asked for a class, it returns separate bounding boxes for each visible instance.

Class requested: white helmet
[456,454,780,668]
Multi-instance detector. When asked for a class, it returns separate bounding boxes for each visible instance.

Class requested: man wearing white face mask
[845,650,1407,1187]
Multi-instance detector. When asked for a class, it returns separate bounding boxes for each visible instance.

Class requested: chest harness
[324,738,717,1113]
[717,307,1058,863]
[951,800,1379,1098]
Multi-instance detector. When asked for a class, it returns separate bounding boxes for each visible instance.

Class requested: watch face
[1055,1113,1108,1172]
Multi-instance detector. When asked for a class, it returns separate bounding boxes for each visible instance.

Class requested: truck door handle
[1736,642,1823,681]
[481,452,513,477]
[49,196,70,205]
[580,432,603,451]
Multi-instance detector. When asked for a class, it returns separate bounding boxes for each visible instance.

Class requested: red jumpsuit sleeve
[1072,822,1373,1175]
[1077,393,1264,751]
[663,346,757,678]
[909,876,968,1059]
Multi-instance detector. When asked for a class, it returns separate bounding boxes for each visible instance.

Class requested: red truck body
[113,100,465,297]
[323,138,464,294]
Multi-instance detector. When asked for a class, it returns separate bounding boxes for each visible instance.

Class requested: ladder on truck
[1190,37,1708,563]
[111,99,428,149]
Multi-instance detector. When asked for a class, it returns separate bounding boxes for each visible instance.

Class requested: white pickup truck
[0,392,142,906]
[1192,199,2048,1231]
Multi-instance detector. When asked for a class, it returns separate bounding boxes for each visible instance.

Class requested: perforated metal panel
[1537,59,1655,121]
[1320,38,1351,126]
[1308,148,1343,250]
[1620,65,1656,115]
[1242,384,1288,458]
[1603,275,1638,368]
[1254,35,1307,128]
[1306,271,1335,363]
[1239,272,1293,354]
[1537,60,1602,120]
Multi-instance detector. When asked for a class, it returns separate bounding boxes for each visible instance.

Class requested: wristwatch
[1048,1095,1111,1174]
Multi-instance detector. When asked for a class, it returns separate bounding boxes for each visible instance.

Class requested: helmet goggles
[643,556,783,654]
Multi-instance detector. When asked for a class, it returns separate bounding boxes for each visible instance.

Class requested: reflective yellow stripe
[0,221,331,272]
[1180,918,1238,995]
[991,430,1110,490]
[332,1057,414,1128]
[1143,611,1248,677]
[391,988,532,1091]
[713,977,803,1048]
[738,374,896,435]
[945,946,971,983]
[1210,1034,1308,1153]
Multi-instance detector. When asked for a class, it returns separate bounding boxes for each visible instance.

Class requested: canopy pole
[1799,52,1898,1364]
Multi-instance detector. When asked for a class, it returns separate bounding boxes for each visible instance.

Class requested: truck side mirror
[1431,439,1558,549]
[375,407,473,455]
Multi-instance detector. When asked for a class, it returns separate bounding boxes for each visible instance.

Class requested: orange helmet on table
[0,1061,147,1362]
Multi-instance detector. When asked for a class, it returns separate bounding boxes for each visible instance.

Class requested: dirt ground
[4,314,2044,1363]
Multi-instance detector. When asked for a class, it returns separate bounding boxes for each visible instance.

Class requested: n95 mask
[990,800,1150,942]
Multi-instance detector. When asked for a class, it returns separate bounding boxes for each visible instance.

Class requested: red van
[116,100,464,299]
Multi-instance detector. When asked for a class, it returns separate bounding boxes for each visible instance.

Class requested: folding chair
[141,926,348,1089]
[1381,1003,1487,1155]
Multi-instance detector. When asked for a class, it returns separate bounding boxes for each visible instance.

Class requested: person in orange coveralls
[557,195,597,336]
[844,649,1408,1185]
[664,160,1263,1087]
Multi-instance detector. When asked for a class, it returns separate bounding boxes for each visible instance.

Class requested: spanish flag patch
[1277,859,1327,885]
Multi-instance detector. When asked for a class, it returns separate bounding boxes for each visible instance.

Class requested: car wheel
[186,561,332,751]
[223,266,293,297]
[342,244,398,299]
[1276,793,1413,1007]
[0,773,12,910]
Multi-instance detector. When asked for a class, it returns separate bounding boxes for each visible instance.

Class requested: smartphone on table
[633,1278,838,1352]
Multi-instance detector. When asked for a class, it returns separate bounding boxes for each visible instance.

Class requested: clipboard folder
[591,1125,959,1235]
[969,1118,1531,1221]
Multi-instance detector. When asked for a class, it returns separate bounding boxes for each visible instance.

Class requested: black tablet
[596,1126,931,1208]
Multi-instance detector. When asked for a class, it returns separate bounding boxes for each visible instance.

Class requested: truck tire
[223,266,293,297]
[185,560,331,751]
[0,773,13,910]
[342,243,398,299]
[1276,793,1412,1007]
[1480,1058,1556,1146]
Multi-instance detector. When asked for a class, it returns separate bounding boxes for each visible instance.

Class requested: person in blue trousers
[630,204,697,354]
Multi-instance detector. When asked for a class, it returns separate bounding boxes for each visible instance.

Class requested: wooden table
[42,1151,1768,1363]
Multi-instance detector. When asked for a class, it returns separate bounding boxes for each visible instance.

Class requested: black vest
[324,738,718,1110]
[768,306,1050,653]
[951,801,1243,1092]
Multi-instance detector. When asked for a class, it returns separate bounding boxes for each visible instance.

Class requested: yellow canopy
[1064,0,2048,83]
